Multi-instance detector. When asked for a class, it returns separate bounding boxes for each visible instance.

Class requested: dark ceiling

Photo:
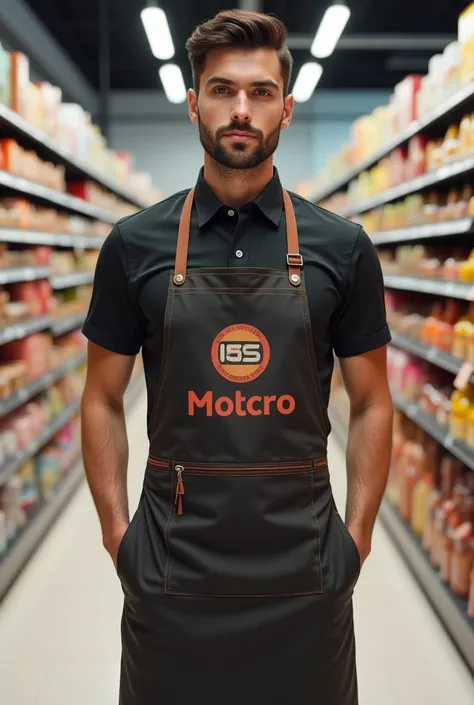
[24,0,469,92]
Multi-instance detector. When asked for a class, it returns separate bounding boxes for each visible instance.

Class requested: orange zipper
[147,457,169,469]
[147,456,328,517]
[148,456,326,472]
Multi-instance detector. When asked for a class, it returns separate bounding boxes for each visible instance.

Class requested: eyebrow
[206,76,280,90]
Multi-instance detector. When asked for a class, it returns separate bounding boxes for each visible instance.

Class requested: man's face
[188,48,293,170]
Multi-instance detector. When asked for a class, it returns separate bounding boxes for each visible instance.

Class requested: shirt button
[228,209,235,217]
[235,250,244,259]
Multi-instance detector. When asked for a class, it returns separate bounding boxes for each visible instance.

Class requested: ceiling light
[159,64,187,104]
[311,3,351,59]
[292,62,323,102]
[141,5,175,60]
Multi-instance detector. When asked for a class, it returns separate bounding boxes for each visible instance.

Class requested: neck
[203,155,274,208]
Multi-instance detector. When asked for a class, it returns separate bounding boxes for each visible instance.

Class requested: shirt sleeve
[330,227,391,358]
[82,224,145,355]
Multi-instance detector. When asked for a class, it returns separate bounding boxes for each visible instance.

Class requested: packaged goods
[9,53,29,118]
[459,2,474,86]
[0,39,10,108]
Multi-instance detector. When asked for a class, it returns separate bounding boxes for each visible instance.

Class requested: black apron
[117,188,361,705]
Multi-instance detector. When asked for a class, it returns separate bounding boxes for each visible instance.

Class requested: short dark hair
[186,10,293,95]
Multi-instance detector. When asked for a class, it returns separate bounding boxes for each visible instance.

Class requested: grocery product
[459,2,474,87]
[412,447,437,537]
[0,139,66,191]
[9,52,29,119]
[0,39,10,108]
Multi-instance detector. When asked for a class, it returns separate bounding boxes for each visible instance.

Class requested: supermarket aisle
[0,391,473,705]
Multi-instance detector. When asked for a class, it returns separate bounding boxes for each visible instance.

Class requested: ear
[281,94,294,131]
[188,88,199,125]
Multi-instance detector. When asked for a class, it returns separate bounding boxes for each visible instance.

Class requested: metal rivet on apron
[291,274,301,285]
[174,274,184,285]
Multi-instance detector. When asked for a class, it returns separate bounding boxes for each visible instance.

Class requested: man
[81,9,393,705]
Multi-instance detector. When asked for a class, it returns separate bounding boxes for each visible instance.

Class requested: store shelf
[379,497,474,673]
[0,455,83,600]
[51,272,94,289]
[0,398,81,487]
[311,82,474,204]
[341,156,474,218]
[391,390,474,471]
[51,313,86,337]
[0,349,87,418]
[0,169,117,223]
[328,403,474,672]
[0,313,85,343]
[0,315,53,345]
[390,331,474,381]
[0,265,51,285]
[0,371,144,600]
[0,102,148,210]
[0,229,104,249]
[371,218,473,246]
[384,274,474,301]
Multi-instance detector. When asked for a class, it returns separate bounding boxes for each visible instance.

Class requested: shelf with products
[0,43,162,211]
[0,102,149,210]
[340,156,474,219]
[390,390,474,472]
[0,364,144,600]
[371,218,473,246]
[306,5,474,213]
[0,265,51,285]
[311,82,474,204]
[0,453,83,598]
[0,313,86,347]
[328,384,474,672]
[51,314,86,338]
[0,168,118,223]
[384,275,474,301]
[0,349,86,418]
[0,314,53,345]
[386,335,474,466]
[0,229,104,249]
[50,272,94,290]
[0,397,81,487]
[390,331,474,381]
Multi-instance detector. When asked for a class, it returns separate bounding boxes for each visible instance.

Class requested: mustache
[216,122,263,140]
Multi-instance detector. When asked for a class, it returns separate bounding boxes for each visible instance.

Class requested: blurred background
[0,2,473,704]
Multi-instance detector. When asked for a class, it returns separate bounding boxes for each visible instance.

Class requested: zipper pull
[175,466,184,516]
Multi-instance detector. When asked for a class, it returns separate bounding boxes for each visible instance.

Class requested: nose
[230,90,252,124]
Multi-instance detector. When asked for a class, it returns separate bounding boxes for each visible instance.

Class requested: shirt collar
[194,167,283,228]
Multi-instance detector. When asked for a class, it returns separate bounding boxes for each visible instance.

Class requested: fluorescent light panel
[159,64,187,104]
[141,6,175,60]
[311,4,351,59]
[293,62,323,102]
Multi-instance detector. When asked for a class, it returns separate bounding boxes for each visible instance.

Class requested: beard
[198,116,282,170]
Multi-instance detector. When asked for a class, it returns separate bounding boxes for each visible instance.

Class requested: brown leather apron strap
[173,186,302,287]
[173,188,195,286]
[282,189,302,287]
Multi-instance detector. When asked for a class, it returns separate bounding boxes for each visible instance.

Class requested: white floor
[0,390,473,705]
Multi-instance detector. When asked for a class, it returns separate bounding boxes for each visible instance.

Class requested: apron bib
[117,188,361,705]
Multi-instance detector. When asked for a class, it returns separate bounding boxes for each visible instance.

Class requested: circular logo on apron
[211,324,270,383]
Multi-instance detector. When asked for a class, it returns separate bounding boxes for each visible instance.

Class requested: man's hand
[348,525,371,569]
[103,521,129,570]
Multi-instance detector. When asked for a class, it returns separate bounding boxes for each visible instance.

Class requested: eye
[255,88,271,97]
[213,86,231,95]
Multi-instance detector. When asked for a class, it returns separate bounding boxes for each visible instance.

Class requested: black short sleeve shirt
[83,168,391,427]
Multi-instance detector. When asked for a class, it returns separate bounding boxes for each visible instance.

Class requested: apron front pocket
[151,458,326,597]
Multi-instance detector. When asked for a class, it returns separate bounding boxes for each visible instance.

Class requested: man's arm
[338,346,393,567]
[81,341,136,567]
